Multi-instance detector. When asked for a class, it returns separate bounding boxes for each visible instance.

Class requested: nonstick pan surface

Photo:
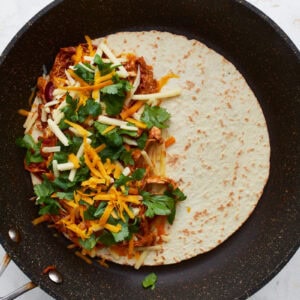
[0,1,299,299]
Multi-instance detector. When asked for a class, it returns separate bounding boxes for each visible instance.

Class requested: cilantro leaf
[61,93,79,123]
[93,202,107,218]
[94,54,115,75]
[101,93,125,116]
[141,104,171,128]
[136,132,148,149]
[16,134,44,164]
[142,273,157,290]
[114,168,145,187]
[16,134,38,150]
[98,230,116,246]
[79,234,97,250]
[33,178,61,215]
[119,148,134,165]
[56,192,74,200]
[53,151,69,163]
[112,222,129,242]
[101,77,132,116]
[74,63,94,84]
[78,98,101,123]
[34,178,55,198]
[83,205,97,220]
[38,197,61,215]
[141,191,175,221]
[93,121,108,134]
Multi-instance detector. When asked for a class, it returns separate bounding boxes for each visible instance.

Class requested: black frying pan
[0,0,299,299]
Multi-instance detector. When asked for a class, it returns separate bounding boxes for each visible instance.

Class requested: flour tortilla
[92,31,270,265]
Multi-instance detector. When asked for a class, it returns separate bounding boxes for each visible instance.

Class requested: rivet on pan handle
[0,253,36,300]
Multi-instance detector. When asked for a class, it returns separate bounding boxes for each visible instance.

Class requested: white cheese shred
[24,112,38,134]
[42,146,61,153]
[141,150,154,170]
[124,65,140,106]
[52,160,60,178]
[134,250,149,270]
[132,88,182,101]
[98,115,138,131]
[47,119,69,146]
[57,162,75,171]
[123,137,138,146]
[122,166,131,176]
[100,41,129,78]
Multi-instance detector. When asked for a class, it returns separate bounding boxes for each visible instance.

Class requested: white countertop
[0,0,299,299]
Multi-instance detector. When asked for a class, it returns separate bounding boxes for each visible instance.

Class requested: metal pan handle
[0,253,36,300]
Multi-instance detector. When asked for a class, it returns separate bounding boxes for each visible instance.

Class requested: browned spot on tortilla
[226,102,232,109]
[237,150,243,156]
[192,96,197,101]
[223,179,230,186]
[182,229,196,236]
[244,166,250,172]
[195,88,201,94]
[184,141,191,151]
[222,131,234,140]
[183,50,192,59]
[193,209,208,221]
[167,154,180,167]
[227,201,233,207]
[185,80,195,90]
[188,115,194,123]
[218,205,225,211]
[219,119,225,127]
[203,216,217,225]
[123,39,127,44]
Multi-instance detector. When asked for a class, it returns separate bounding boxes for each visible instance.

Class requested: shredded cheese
[42,146,61,153]
[47,119,69,146]
[98,115,138,131]
[100,41,129,78]
[132,88,182,100]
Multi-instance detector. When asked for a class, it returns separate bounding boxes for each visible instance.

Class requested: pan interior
[0,1,299,299]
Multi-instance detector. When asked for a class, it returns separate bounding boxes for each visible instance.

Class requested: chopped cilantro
[73,63,94,84]
[136,132,148,149]
[97,230,116,246]
[114,168,146,187]
[141,104,171,128]
[112,221,129,242]
[38,197,61,215]
[34,178,61,215]
[56,192,74,200]
[93,201,107,218]
[94,54,116,75]
[142,273,157,290]
[34,178,55,198]
[16,134,43,164]
[77,98,101,122]
[101,76,132,116]
[142,192,173,218]
[79,234,97,250]
[61,93,79,124]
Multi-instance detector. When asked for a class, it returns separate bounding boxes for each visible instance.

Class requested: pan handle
[0,253,36,300]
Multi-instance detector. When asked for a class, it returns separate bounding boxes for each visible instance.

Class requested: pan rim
[0,1,299,299]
